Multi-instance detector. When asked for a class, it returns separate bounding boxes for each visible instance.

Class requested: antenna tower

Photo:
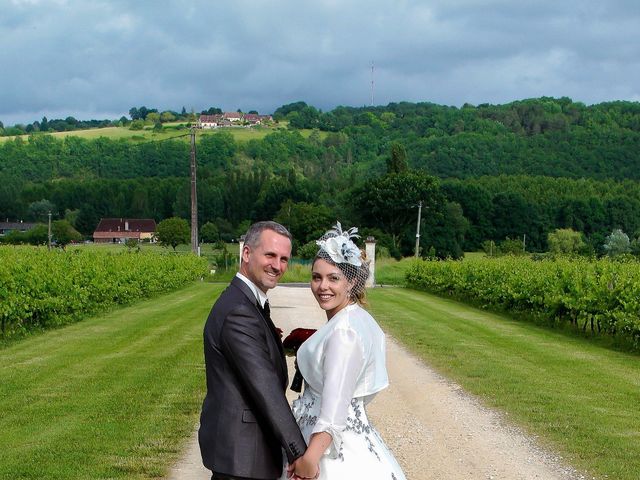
[370,61,375,106]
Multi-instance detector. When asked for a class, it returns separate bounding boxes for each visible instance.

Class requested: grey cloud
[1,0,639,125]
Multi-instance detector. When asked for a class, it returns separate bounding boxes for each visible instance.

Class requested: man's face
[241,229,291,293]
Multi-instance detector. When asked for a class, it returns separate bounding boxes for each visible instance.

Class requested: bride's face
[311,258,352,319]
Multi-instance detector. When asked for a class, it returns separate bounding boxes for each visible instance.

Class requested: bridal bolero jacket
[295,303,389,455]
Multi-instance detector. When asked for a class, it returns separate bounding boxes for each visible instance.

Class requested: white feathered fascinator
[316,221,362,267]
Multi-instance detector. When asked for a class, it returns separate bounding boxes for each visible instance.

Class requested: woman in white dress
[285,224,406,480]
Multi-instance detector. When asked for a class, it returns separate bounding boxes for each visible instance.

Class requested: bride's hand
[290,455,319,479]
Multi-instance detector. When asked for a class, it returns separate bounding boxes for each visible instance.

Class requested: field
[0,246,208,342]
[0,122,326,143]
[406,256,640,350]
[0,282,218,479]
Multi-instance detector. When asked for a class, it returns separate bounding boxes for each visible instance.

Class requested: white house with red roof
[93,218,156,243]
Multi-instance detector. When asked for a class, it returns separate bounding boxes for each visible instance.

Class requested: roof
[0,221,38,230]
[94,218,156,233]
[199,114,222,123]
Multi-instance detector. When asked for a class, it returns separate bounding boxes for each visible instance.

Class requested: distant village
[197,112,273,129]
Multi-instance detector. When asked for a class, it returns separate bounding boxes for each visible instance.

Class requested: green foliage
[51,219,82,247]
[386,141,408,173]
[200,221,219,243]
[547,228,585,254]
[3,97,640,261]
[274,200,333,247]
[0,246,208,339]
[604,229,631,257]
[406,256,640,350]
[499,237,526,255]
[156,217,190,250]
[351,171,443,252]
[297,240,319,260]
[421,201,469,259]
[129,119,145,130]
[27,199,56,221]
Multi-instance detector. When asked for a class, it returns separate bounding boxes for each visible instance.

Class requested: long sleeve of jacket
[220,304,306,462]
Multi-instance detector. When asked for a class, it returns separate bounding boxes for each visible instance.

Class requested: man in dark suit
[199,221,309,480]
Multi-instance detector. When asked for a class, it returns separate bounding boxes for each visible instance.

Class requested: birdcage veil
[315,222,370,302]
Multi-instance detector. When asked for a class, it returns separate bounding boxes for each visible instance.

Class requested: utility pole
[414,200,423,258]
[47,211,52,251]
[190,128,199,255]
[523,233,527,253]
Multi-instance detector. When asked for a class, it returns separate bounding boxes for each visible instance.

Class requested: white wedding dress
[281,303,406,480]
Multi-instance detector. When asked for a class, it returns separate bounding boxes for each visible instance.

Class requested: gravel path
[167,286,587,480]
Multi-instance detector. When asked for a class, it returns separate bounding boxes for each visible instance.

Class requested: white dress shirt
[235,272,268,308]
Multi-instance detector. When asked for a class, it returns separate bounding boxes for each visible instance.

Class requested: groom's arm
[221,304,306,462]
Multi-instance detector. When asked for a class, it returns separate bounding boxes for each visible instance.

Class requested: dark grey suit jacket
[199,277,306,479]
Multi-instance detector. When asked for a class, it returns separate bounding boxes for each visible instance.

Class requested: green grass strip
[0,282,221,479]
[368,288,640,480]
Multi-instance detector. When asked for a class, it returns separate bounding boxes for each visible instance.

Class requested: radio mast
[370,61,375,106]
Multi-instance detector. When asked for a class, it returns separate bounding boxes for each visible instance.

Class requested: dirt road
[167,286,585,480]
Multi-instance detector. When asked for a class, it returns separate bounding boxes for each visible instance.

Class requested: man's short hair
[244,221,292,249]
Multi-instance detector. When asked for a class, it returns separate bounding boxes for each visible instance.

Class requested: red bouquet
[282,328,316,392]
[282,328,317,355]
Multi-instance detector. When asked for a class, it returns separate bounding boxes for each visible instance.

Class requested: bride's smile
[311,259,352,319]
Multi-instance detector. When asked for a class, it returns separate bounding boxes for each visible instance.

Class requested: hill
[2,97,640,257]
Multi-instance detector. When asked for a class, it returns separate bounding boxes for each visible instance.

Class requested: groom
[199,221,307,480]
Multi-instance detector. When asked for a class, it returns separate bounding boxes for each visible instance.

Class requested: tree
[499,237,526,255]
[156,217,190,251]
[160,111,176,122]
[274,200,333,247]
[386,142,408,173]
[146,112,161,124]
[51,219,82,248]
[26,224,49,245]
[28,199,56,221]
[603,229,631,257]
[547,228,585,254]
[200,221,219,243]
[421,201,469,259]
[351,171,443,251]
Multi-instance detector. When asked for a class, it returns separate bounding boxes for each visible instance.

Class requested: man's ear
[241,245,251,264]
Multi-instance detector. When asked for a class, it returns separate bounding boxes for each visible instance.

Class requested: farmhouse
[93,218,156,243]
[0,220,38,237]
[197,112,273,129]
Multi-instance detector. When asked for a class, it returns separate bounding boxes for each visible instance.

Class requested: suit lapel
[230,277,288,383]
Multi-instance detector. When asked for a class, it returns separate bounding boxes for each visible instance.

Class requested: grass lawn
[0,124,318,144]
[369,287,640,480]
[0,282,221,479]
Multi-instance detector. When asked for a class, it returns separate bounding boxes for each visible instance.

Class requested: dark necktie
[262,300,271,321]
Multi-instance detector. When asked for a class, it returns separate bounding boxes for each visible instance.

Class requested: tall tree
[386,142,408,173]
[351,171,443,251]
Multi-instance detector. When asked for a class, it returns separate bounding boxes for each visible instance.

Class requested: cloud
[1,0,639,125]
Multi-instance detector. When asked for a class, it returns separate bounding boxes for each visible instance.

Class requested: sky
[1,0,640,126]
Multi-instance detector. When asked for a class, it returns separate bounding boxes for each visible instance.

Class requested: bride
[284,223,406,480]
